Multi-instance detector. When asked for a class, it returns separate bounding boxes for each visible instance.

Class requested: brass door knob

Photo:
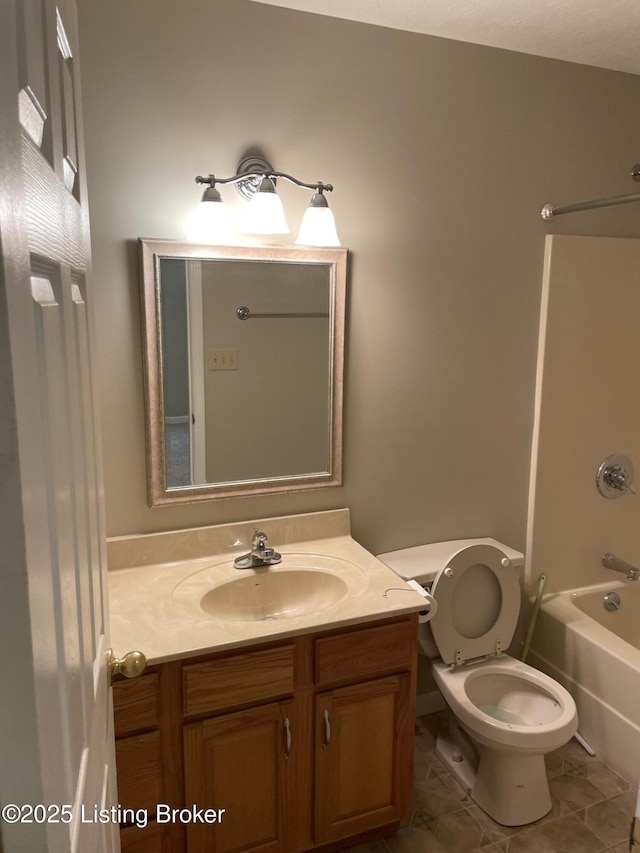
[107,648,147,684]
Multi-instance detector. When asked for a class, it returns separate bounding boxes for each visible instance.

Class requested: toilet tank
[377,537,524,585]
[376,538,525,713]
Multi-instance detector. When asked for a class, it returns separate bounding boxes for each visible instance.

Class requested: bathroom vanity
[114,614,417,852]
[107,510,425,853]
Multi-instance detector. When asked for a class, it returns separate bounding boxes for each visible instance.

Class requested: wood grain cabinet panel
[113,663,184,853]
[183,701,295,853]
[314,673,414,844]
[314,618,414,687]
[120,822,164,853]
[115,731,163,814]
[183,644,295,717]
[113,673,159,737]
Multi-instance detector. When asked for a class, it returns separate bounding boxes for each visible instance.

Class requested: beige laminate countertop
[107,511,427,665]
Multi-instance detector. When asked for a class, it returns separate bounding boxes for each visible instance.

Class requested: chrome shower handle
[604,465,636,494]
[597,453,635,499]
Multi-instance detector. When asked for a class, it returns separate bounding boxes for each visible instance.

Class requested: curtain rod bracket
[540,203,555,222]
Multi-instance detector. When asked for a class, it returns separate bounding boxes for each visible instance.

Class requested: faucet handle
[252,528,268,548]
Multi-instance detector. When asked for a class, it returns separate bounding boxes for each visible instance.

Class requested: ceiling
[250,0,640,75]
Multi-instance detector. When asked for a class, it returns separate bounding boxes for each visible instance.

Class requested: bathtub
[528,580,640,783]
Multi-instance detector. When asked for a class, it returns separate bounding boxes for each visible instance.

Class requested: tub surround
[107,508,427,664]
[530,581,640,783]
[526,235,640,597]
[526,235,640,787]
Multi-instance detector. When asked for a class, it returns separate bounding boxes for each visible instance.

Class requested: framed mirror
[139,239,347,506]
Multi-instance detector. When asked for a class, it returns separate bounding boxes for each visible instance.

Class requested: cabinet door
[184,701,295,853]
[115,731,163,814]
[120,822,164,853]
[314,674,413,844]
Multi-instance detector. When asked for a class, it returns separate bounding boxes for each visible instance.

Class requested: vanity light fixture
[191,155,341,247]
[186,181,234,244]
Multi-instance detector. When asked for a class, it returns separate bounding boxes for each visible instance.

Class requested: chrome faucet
[602,552,640,581]
[233,529,282,569]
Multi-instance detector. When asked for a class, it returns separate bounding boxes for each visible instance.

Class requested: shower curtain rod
[540,164,640,221]
[236,306,329,320]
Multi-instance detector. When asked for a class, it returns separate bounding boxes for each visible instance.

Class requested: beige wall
[527,235,640,594]
[78,0,640,555]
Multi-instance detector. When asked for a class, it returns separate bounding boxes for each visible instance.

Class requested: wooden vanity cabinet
[184,699,297,853]
[311,617,417,845]
[113,614,418,853]
[181,642,301,853]
[314,673,413,844]
[112,664,185,853]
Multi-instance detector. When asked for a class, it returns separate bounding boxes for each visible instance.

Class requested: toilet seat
[377,536,578,827]
[430,544,520,666]
[432,656,578,752]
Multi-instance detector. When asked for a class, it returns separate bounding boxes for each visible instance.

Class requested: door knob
[107,649,147,685]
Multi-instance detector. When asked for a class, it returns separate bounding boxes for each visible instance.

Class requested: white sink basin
[200,569,348,622]
[171,551,366,623]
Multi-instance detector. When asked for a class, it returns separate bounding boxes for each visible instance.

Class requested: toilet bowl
[377,538,578,827]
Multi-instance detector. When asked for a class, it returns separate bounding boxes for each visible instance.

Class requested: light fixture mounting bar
[265,172,333,193]
[195,172,333,194]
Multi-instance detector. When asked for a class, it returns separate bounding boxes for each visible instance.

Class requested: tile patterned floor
[350,711,638,853]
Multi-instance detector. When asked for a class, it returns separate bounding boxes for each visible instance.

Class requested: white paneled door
[0,1,118,852]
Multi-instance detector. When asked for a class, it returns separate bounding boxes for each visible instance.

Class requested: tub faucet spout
[602,552,640,581]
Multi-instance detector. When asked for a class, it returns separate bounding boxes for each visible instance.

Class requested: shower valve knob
[597,453,635,499]
[606,467,636,494]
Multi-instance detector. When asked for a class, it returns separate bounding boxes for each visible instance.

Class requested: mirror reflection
[161,257,332,486]
[139,241,347,506]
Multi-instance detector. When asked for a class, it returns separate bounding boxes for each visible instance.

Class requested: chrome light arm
[196,152,333,202]
[196,172,333,193]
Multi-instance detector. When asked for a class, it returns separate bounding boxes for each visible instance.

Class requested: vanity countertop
[107,509,427,665]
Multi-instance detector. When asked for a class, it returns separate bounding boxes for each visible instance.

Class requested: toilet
[377,538,578,827]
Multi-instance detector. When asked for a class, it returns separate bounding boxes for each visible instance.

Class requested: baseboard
[416,690,446,717]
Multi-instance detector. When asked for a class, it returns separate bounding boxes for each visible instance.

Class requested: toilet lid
[430,543,520,666]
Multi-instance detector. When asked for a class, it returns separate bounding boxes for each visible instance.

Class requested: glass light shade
[243,180,290,234]
[186,196,234,244]
[295,203,341,247]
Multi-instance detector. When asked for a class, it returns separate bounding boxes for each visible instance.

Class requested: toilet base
[436,728,552,826]
[435,729,478,795]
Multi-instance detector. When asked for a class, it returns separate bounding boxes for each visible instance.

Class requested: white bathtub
[528,580,640,783]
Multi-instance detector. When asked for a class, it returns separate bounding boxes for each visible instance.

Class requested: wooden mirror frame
[139,239,348,506]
